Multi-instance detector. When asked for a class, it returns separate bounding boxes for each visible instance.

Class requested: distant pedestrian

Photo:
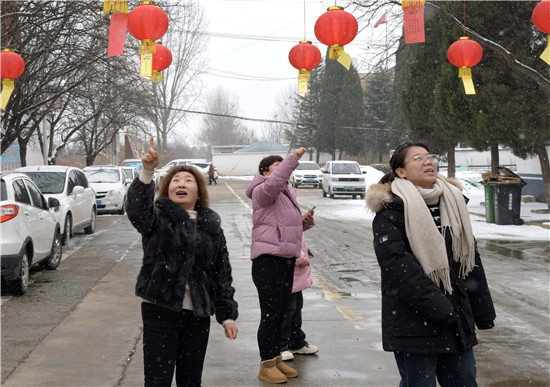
[366,142,495,387]
[280,234,319,362]
[245,147,315,384]
[127,137,238,387]
[208,164,217,185]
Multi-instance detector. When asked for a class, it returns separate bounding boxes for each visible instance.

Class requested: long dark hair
[258,155,283,175]
[379,142,430,184]
[157,165,209,208]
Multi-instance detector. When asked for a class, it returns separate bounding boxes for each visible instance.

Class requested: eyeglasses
[408,154,439,164]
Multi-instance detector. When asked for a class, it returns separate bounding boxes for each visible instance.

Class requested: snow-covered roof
[235,141,289,153]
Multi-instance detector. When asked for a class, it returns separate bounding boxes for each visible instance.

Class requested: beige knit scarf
[391,175,475,294]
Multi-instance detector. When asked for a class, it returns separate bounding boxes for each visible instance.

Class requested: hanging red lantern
[532,0,550,64]
[127,1,169,78]
[1,49,25,109]
[150,41,172,82]
[314,6,358,70]
[289,41,321,94]
[447,37,482,95]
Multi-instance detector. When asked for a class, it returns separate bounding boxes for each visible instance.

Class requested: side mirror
[125,179,132,186]
[48,197,60,209]
[72,186,84,195]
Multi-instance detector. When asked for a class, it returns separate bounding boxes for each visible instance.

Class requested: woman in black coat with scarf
[366,142,495,387]
[126,138,238,387]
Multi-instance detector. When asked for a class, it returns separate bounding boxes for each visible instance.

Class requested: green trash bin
[482,183,495,223]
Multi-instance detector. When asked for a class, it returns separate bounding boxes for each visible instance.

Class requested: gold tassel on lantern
[140,40,156,78]
[151,70,163,83]
[298,69,310,94]
[541,36,550,65]
[328,45,352,70]
[1,79,14,109]
[104,1,128,14]
[458,67,475,95]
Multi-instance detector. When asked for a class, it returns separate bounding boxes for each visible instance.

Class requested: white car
[152,159,207,187]
[122,166,140,181]
[16,166,97,245]
[121,158,143,171]
[289,161,323,188]
[83,166,131,215]
[322,160,367,199]
[1,172,63,294]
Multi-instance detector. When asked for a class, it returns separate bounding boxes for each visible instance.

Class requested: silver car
[322,160,366,199]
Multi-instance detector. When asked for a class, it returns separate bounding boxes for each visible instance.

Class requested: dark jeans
[252,254,295,361]
[141,302,210,387]
[209,175,216,185]
[394,349,477,387]
[281,291,307,351]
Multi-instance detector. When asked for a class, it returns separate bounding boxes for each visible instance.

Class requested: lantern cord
[463,0,466,36]
[303,0,306,40]
[4,0,8,48]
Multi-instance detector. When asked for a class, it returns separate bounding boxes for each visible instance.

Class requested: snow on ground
[220,169,549,241]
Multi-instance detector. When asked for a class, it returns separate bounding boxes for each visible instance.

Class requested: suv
[322,160,366,199]
[83,166,131,215]
[289,161,323,188]
[1,172,63,294]
[16,166,97,245]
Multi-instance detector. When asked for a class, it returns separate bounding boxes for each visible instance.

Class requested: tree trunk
[86,156,95,166]
[19,142,27,167]
[535,142,550,209]
[446,145,456,178]
[490,144,499,176]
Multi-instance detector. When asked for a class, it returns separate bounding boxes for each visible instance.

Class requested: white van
[321,160,366,199]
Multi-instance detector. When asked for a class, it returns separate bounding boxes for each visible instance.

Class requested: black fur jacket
[366,181,495,354]
[126,178,238,324]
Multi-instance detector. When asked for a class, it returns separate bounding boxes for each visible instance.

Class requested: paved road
[1,179,549,386]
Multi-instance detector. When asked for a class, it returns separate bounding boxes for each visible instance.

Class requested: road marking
[313,275,366,324]
[116,237,141,262]
[225,182,252,213]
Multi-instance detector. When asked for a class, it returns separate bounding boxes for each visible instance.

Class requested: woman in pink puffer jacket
[245,147,314,384]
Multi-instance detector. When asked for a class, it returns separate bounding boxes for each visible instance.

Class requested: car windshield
[122,161,142,170]
[332,163,361,174]
[23,172,65,194]
[296,162,320,171]
[85,169,120,183]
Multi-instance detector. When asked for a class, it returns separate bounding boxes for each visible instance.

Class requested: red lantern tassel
[298,69,311,94]
[140,40,157,78]
[402,0,425,44]
[151,70,162,83]
[541,36,550,65]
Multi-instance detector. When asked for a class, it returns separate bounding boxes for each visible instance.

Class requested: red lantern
[289,41,322,94]
[532,0,550,64]
[1,49,25,109]
[447,37,483,95]
[127,1,169,77]
[151,42,172,82]
[314,6,358,69]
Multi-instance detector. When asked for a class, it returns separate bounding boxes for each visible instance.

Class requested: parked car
[83,166,130,215]
[121,158,143,171]
[122,166,140,181]
[289,161,323,188]
[1,172,62,294]
[322,160,366,199]
[152,159,207,187]
[16,166,97,245]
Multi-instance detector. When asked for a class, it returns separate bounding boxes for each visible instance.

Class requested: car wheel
[360,194,365,200]
[352,195,357,199]
[84,208,96,234]
[63,214,72,245]
[43,232,62,270]
[11,251,30,295]
[118,198,126,215]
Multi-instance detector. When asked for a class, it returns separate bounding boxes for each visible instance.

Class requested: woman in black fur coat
[126,138,238,387]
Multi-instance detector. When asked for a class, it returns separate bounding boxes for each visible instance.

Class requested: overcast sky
[187,0,393,140]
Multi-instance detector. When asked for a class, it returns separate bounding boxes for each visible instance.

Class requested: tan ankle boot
[276,355,298,378]
[259,358,288,384]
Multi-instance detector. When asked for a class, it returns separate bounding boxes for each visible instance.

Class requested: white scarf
[391,175,476,294]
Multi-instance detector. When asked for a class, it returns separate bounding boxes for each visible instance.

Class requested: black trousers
[252,254,295,361]
[141,302,210,387]
[281,291,307,351]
